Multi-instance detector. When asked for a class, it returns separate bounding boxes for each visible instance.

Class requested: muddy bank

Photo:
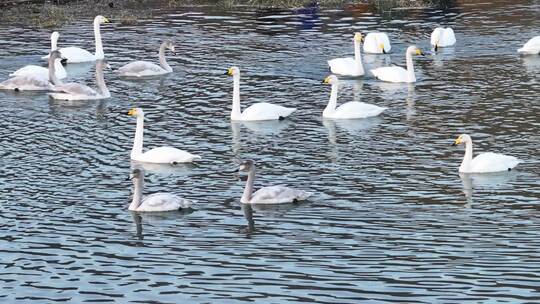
[0,0,452,28]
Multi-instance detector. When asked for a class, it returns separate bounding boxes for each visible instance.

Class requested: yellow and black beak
[416,48,425,56]
[452,137,461,146]
[434,44,438,52]
[380,43,386,54]
[225,68,233,76]
[322,76,331,84]
[127,108,137,116]
[104,17,110,23]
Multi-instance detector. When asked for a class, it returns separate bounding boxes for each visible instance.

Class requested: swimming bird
[10,32,67,79]
[452,134,521,173]
[239,159,312,204]
[517,36,540,55]
[42,15,109,63]
[225,67,296,121]
[327,32,365,77]
[127,108,201,164]
[431,27,456,51]
[322,75,386,119]
[371,46,424,83]
[117,40,176,77]
[363,32,391,54]
[129,168,192,212]
[0,50,64,91]
[49,60,110,100]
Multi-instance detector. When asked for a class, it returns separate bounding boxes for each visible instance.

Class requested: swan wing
[328,57,363,76]
[117,61,167,77]
[134,146,201,164]
[0,75,51,91]
[470,152,521,173]
[518,36,540,54]
[249,186,313,204]
[332,102,386,119]
[138,193,192,212]
[371,66,408,83]
[364,32,391,53]
[10,65,48,78]
[240,103,296,121]
[59,47,96,63]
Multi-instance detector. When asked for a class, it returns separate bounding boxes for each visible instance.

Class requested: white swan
[363,32,391,54]
[118,40,175,77]
[43,15,109,63]
[10,32,67,79]
[0,50,63,91]
[49,60,110,100]
[371,46,424,83]
[517,36,540,55]
[129,168,192,212]
[431,27,456,51]
[452,134,521,173]
[128,108,201,164]
[327,32,364,77]
[322,75,386,119]
[239,160,312,204]
[225,67,296,121]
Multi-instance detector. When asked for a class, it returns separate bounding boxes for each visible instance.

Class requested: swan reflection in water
[240,201,305,236]
[459,171,518,204]
[231,120,291,153]
[131,161,197,176]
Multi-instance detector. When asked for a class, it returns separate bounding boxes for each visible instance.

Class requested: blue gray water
[0,0,539,303]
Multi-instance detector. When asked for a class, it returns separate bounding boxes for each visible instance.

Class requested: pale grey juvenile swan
[49,60,110,100]
[129,168,192,212]
[239,160,312,204]
[117,40,175,77]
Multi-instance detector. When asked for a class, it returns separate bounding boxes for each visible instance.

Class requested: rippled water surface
[1,0,539,303]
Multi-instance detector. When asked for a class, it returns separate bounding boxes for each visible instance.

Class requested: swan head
[322,75,338,85]
[127,107,143,117]
[407,46,425,56]
[239,159,254,172]
[452,134,471,146]
[95,15,110,24]
[163,40,176,55]
[226,66,240,76]
[354,32,364,43]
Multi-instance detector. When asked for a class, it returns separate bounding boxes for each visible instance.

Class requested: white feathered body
[460,152,521,173]
[132,146,201,164]
[324,101,386,119]
[242,185,313,204]
[0,75,54,91]
[328,57,363,77]
[10,62,67,79]
[431,27,456,47]
[42,47,99,63]
[518,36,540,54]
[236,103,296,121]
[131,193,192,212]
[117,61,170,77]
[363,33,391,54]
[371,66,413,83]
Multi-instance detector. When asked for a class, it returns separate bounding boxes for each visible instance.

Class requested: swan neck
[353,40,364,73]
[158,43,172,72]
[94,20,104,59]
[95,62,109,97]
[231,73,241,120]
[406,51,416,82]
[241,166,255,203]
[48,57,61,85]
[323,83,339,117]
[460,140,474,172]
[132,114,144,159]
[129,177,144,211]
[51,35,58,51]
